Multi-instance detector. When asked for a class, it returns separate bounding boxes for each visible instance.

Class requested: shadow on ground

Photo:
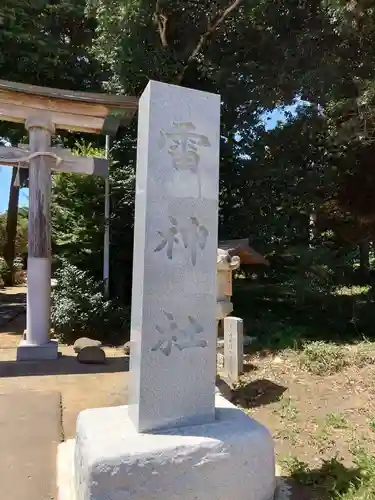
[232,379,287,408]
[0,311,25,336]
[0,291,26,330]
[0,354,129,378]
[216,376,287,409]
[0,291,26,304]
[278,457,364,500]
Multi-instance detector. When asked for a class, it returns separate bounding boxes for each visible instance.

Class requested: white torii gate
[0,80,138,360]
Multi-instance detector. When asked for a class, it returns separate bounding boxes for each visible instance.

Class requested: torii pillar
[0,80,138,360]
[24,115,54,356]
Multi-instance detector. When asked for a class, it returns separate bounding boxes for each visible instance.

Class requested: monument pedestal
[17,339,58,361]
[59,395,275,500]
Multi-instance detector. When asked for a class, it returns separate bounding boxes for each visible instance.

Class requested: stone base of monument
[58,395,275,500]
[57,439,76,500]
[17,339,58,361]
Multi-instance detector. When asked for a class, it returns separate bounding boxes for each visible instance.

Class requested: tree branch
[175,0,244,84]
[154,0,169,48]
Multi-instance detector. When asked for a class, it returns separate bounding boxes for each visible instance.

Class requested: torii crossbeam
[0,80,138,361]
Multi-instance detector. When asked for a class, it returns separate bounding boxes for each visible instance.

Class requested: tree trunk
[3,167,20,286]
[359,238,370,283]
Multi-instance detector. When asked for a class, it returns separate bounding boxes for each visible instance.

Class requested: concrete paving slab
[0,390,62,500]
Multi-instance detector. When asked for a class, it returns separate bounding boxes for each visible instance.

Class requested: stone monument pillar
[128,81,220,431]
[68,81,276,500]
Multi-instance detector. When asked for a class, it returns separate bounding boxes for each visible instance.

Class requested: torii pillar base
[17,339,58,361]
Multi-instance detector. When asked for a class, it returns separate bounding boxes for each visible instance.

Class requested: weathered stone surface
[224,316,244,383]
[72,395,275,500]
[77,346,106,365]
[73,337,102,354]
[129,81,221,433]
[17,339,58,361]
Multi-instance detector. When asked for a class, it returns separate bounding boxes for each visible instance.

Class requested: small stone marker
[128,80,220,433]
[77,346,106,365]
[224,316,244,383]
[73,337,102,353]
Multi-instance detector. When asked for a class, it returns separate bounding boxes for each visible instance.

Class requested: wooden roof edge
[219,238,269,266]
[0,80,138,110]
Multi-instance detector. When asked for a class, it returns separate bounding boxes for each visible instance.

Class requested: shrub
[0,257,9,285]
[51,260,130,345]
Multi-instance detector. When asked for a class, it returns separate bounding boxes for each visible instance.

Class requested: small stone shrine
[216,247,241,323]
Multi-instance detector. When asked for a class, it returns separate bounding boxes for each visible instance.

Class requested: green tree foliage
[0,0,104,285]
[61,0,350,301]
[52,142,106,279]
[0,0,104,145]
[0,206,28,257]
[0,0,100,90]
[5,0,375,324]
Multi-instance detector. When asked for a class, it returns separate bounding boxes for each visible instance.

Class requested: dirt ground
[235,352,375,466]
[0,286,129,439]
[1,285,375,498]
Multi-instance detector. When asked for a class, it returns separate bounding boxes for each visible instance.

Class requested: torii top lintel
[0,80,139,135]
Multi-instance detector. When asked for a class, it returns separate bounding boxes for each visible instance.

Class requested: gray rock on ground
[77,346,106,365]
[73,337,102,354]
[123,341,131,355]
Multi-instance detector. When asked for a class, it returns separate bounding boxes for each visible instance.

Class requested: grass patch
[310,425,336,454]
[338,450,375,499]
[300,342,349,375]
[276,396,298,421]
[309,413,350,454]
[275,424,300,446]
[325,413,349,430]
[280,455,359,493]
[279,450,375,499]
[299,341,375,375]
